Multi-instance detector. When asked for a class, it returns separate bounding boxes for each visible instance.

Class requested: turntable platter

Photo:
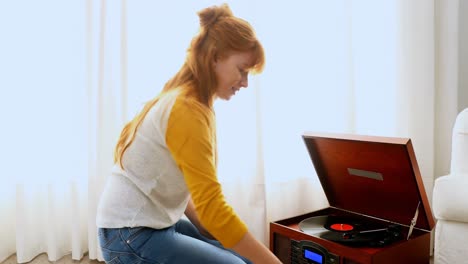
[298,215,329,236]
[298,214,403,247]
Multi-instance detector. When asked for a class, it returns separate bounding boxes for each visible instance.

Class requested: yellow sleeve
[166,96,248,248]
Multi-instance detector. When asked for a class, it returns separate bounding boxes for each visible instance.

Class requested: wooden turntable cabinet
[269,133,435,264]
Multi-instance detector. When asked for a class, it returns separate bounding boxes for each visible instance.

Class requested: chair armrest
[433,174,468,223]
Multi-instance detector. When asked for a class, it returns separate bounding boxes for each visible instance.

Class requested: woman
[96,3,282,264]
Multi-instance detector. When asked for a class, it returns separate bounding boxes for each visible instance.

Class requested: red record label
[330,223,354,231]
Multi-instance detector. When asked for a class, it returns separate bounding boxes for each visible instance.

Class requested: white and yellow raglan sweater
[96,88,247,248]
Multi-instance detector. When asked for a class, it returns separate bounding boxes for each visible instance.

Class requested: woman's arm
[184,197,215,239]
[186,197,281,263]
[167,100,281,263]
[231,232,282,264]
[185,199,281,264]
[185,197,281,263]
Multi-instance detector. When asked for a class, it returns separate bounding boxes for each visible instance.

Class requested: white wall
[460,0,468,111]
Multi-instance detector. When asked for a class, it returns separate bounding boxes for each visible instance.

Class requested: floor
[1,254,102,264]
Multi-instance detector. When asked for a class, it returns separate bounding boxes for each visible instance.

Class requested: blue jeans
[98,219,252,264]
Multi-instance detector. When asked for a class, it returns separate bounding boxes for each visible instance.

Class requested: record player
[269,132,435,264]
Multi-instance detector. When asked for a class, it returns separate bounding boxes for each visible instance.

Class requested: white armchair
[432,108,468,264]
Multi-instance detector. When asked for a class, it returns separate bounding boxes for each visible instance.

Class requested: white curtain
[0,0,89,262]
[0,0,460,262]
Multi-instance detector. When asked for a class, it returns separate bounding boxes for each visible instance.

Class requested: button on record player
[269,132,435,264]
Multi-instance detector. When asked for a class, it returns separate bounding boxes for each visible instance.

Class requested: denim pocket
[123,227,154,251]
[100,227,157,264]
[126,227,146,243]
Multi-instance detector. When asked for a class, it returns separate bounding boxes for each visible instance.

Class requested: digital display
[304,249,323,263]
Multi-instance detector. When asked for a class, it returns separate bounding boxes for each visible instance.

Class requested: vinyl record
[299,215,403,247]
[320,223,403,247]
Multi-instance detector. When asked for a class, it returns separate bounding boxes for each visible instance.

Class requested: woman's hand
[231,231,283,264]
[184,197,215,240]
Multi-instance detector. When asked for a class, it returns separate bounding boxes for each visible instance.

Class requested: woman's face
[214,51,253,100]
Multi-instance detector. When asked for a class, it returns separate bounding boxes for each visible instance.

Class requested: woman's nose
[240,75,248,88]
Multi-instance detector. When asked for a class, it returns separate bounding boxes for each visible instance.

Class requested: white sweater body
[96,90,189,229]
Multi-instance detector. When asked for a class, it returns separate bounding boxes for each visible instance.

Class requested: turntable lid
[302,132,435,231]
